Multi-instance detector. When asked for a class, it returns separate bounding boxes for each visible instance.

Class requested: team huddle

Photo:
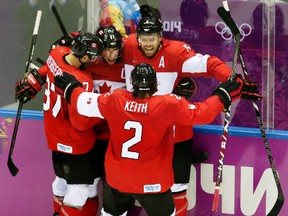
[15,14,261,216]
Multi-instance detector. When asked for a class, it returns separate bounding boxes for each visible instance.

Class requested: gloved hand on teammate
[54,72,82,104]
[50,31,81,50]
[172,77,197,100]
[15,69,45,103]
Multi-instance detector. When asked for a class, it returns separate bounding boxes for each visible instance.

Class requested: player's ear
[81,55,90,63]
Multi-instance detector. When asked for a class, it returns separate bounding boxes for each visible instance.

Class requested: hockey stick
[51,5,68,35]
[218,6,284,215]
[239,51,284,216]
[30,63,40,70]
[35,6,68,71]
[212,1,240,211]
[217,3,284,215]
[36,57,46,66]
[7,10,42,177]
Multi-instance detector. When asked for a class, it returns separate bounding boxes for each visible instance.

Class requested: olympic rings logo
[215,21,252,41]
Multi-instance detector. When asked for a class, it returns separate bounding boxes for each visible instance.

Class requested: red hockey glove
[212,76,242,111]
[241,80,262,101]
[54,72,82,104]
[15,69,45,103]
[50,31,81,50]
[235,74,262,100]
[172,77,197,100]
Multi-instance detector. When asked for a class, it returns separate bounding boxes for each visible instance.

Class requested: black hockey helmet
[137,16,163,35]
[131,63,157,95]
[71,32,104,59]
[96,25,123,49]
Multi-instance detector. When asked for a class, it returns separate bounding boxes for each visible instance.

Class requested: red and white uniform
[38,46,100,154]
[122,33,231,142]
[88,60,126,140]
[70,88,224,193]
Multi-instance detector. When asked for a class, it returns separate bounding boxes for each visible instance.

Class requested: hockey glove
[54,72,82,104]
[241,80,262,101]
[212,78,242,111]
[235,74,262,100]
[15,69,45,103]
[50,31,80,50]
[172,77,197,100]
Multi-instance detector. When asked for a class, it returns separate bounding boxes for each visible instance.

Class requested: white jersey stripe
[182,53,210,73]
[77,92,104,118]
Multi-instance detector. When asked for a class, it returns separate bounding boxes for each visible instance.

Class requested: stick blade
[212,187,220,211]
[267,186,285,216]
[7,157,19,176]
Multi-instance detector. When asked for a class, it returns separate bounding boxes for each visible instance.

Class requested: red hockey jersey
[70,88,224,193]
[38,46,100,154]
[122,33,231,142]
[88,60,125,140]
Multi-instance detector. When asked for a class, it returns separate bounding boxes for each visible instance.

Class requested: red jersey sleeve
[206,56,232,81]
[165,39,232,82]
[38,64,49,77]
[171,95,224,126]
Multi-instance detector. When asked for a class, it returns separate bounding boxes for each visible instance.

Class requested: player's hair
[71,32,104,59]
[131,63,158,98]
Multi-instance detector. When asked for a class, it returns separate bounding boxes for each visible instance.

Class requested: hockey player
[53,63,261,215]
[88,25,125,181]
[15,32,104,216]
[122,16,260,215]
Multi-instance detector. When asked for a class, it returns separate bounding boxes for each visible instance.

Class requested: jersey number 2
[121,121,142,160]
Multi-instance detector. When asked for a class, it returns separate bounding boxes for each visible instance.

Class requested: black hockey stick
[218,2,284,216]
[36,57,46,66]
[212,1,240,211]
[7,10,42,177]
[51,5,68,35]
[240,50,284,216]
